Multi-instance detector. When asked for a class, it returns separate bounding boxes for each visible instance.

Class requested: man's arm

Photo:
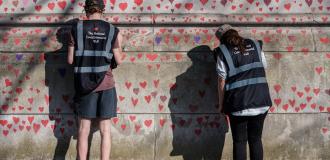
[112,31,123,65]
[218,76,226,113]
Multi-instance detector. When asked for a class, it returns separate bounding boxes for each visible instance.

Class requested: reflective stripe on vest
[225,77,267,90]
[74,21,115,73]
[220,40,266,91]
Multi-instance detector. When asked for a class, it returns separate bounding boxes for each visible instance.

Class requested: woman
[67,0,123,160]
[214,24,272,160]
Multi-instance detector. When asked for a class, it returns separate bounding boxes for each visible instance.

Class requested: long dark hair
[220,29,246,53]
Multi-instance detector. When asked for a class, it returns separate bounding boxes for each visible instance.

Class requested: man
[67,0,123,159]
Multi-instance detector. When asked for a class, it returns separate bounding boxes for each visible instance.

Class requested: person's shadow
[168,45,228,160]
[44,18,97,160]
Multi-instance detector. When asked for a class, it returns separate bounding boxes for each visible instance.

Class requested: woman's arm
[218,76,226,113]
[67,46,74,64]
[67,32,75,64]
[112,31,123,65]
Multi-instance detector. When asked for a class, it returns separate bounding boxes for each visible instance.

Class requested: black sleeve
[213,47,225,62]
[258,40,263,50]
[111,27,119,46]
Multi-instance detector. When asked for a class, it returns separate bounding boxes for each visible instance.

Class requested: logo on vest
[86,31,106,44]
[233,44,255,56]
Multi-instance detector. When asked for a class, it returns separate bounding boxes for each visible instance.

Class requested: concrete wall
[0,0,329,159]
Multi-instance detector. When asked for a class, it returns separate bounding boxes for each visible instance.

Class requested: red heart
[18,106,24,110]
[129,116,136,122]
[27,116,34,124]
[0,120,8,126]
[264,0,272,6]
[60,128,65,134]
[48,2,55,10]
[131,98,139,106]
[289,99,296,107]
[297,92,304,98]
[159,119,166,127]
[304,86,311,93]
[200,0,208,5]
[112,117,119,124]
[284,3,291,11]
[28,98,34,105]
[313,88,320,95]
[273,84,281,93]
[311,103,317,109]
[134,0,143,6]
[282,104,289,111]
[160,96,167,103]
[33,123,40,133]
[125,81,132,89]
[146,53,158,61]
[35,5,42,12]
[135,124,141,132]
[110,0,116,5]
[151,80,160,89]
[12,117,20,124]
[184,3,193,11]
[139,81,147,89]
[305,0,313,7]
[315,67,323,75]
[320,37,329,44]
[144,95,151,103]
[119,3,128,11]
[38,106,44,112]
[300,103,307,110]
[274,98,282,106]
[255,17,264,23]
[2,130,9,136]
[41,120,49,127]
[1,105,9,112]
[322,127,328,134]
[144,119,152,127]
[15,88,22,94]
[45,95,51,105]
[272,53,282,60]
[158,104,165,112]
[194,128,202,136]
[26,126,31,131]
[5,79,12,87]
[119,96,125,101]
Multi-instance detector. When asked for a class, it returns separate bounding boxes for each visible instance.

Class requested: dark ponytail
[220,29,246,53]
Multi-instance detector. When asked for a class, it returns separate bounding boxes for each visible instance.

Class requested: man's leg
[78,118,91,160]
[229,115,248,160]
[99,119,112,160]
[247,112,268,160]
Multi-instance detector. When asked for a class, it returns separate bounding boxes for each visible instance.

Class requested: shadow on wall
[168,45,228,160]
[44,18,97,160]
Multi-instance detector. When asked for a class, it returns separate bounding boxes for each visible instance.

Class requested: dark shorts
[74,88,117,119]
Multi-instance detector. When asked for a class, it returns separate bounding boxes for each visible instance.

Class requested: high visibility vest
[217,39,272,113]
[73,20,116,95]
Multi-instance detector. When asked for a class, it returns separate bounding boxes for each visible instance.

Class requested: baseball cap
[215,24,233,39]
